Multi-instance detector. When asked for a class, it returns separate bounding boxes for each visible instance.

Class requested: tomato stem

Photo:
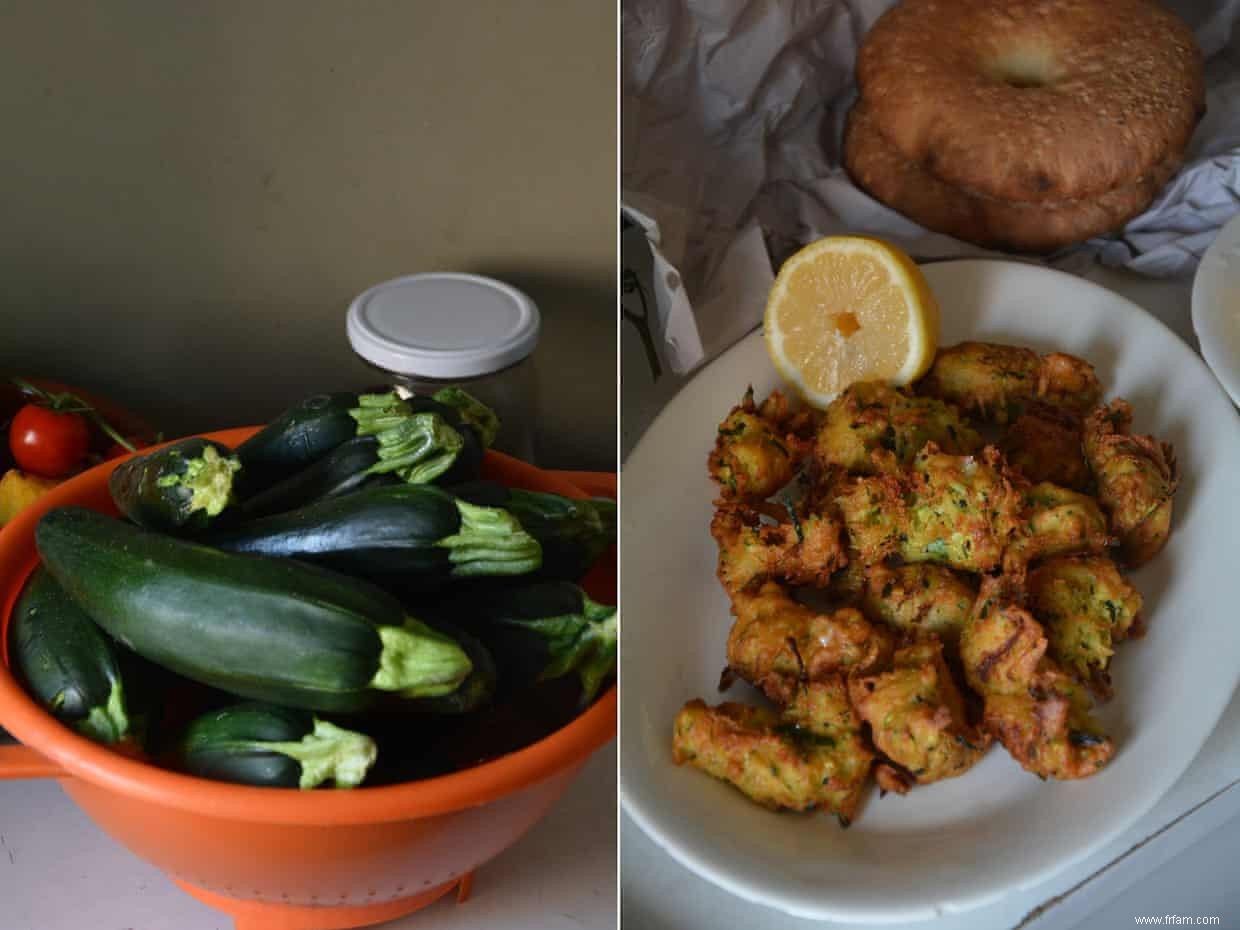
[11,377,138,453]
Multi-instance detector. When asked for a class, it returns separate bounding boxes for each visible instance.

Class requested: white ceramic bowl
[621,260,1240,923]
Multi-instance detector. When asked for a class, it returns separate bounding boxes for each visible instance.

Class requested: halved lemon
[763,235,939,408]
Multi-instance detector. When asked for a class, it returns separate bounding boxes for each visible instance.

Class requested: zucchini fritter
[849,638,990,785]
[858,563,977,647]
[961,577,1114,779]
[814,381,980,475]
[711,504,846,595]
[1000,407,1090,490]
[835,445,1025,572]
[1006,481,1113,569]
[725,582,893,704]
[919,342,1102,425]
[982,663,1114,780]
[672,678,873,822]
[959,577,1048,696]
[1082,399,1177,567]
[708,388,810,501]
[1027,556,1143,698]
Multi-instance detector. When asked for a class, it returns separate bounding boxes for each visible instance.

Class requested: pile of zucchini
[9,388,616,790]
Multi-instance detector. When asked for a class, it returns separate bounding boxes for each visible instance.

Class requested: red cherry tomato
[9,404,91,478]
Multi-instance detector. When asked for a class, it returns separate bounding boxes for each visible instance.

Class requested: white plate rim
[620,258,1240,924]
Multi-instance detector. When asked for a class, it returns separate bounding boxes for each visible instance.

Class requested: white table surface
[0,742,616,930]
[620,261,1240,930]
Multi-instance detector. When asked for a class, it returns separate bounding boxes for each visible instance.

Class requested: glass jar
[346,273,540,462]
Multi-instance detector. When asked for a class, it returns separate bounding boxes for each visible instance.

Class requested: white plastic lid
[346,272,541,379]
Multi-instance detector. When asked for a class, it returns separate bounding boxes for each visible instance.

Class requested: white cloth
[621,0,1240,374]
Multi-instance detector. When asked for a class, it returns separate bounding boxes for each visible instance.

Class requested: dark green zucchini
[351,392,474,485]
[241,399,476,517]
[10,566,130,744]
[179,702,376,788]
[211,484,541,586]
[399,622,496,714]
[432,388,499,448]
[109,438,241,533]
[435,581,616,704]
[239,436,397,518]
[448,479,511,508]
[451,482,616,580]
[405,394,486,486]
[236,389,498,512]
[236,392,360,487]
[35,507,473,713]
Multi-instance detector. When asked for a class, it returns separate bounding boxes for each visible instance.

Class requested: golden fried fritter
[710,504,846,595]
[1028,556,1143,698]
[1006,482,1113,569]
[959,577,1047,696]
[1039,353,1105,414]
[814,381,981,476]
[672,679,873,822]
[708,388,811,501]
[725,582,893,704]
[783,675,877,820]
[982,662,1114,780]
[849,638,990,785]
[919,342,1101,425]
[835,445,1025,572]
[1000,407,1091,490]
[919,341,1039,423]
[960,577,1114,779]
[1083,400,1177,567]
[858,563,977,647]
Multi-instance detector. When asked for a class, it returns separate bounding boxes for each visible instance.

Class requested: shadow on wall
[0,269,617,473]
[0,298,381,438]
[0,0,616,472]
[468,266,617,473]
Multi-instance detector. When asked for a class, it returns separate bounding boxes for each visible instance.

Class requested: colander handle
[0,743,66,779]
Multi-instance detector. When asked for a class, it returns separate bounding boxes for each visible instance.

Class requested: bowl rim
[0,426,616,824]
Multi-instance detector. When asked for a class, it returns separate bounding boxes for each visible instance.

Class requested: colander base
[173,872,468,930]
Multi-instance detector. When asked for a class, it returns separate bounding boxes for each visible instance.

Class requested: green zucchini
[109,439,241,533]
[211,484,541,586]
[235,389,498,512]
[236,392,360,487]
[241,403,471,518]
[447,479,510,508]
[407,394,486,486]
[451,481,616,580]
[432,388,499,448]
[35,507,473,713]
[10,566,130,744]
[239,436,397,517]
[179,702,376,789]
[350,392,473,485]
[400,622,496,714]
[435,581,616,704]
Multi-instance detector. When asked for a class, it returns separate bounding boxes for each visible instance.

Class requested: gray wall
[0,1,616,470]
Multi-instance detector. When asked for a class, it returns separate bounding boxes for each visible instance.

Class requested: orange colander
[0,429,616,930]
